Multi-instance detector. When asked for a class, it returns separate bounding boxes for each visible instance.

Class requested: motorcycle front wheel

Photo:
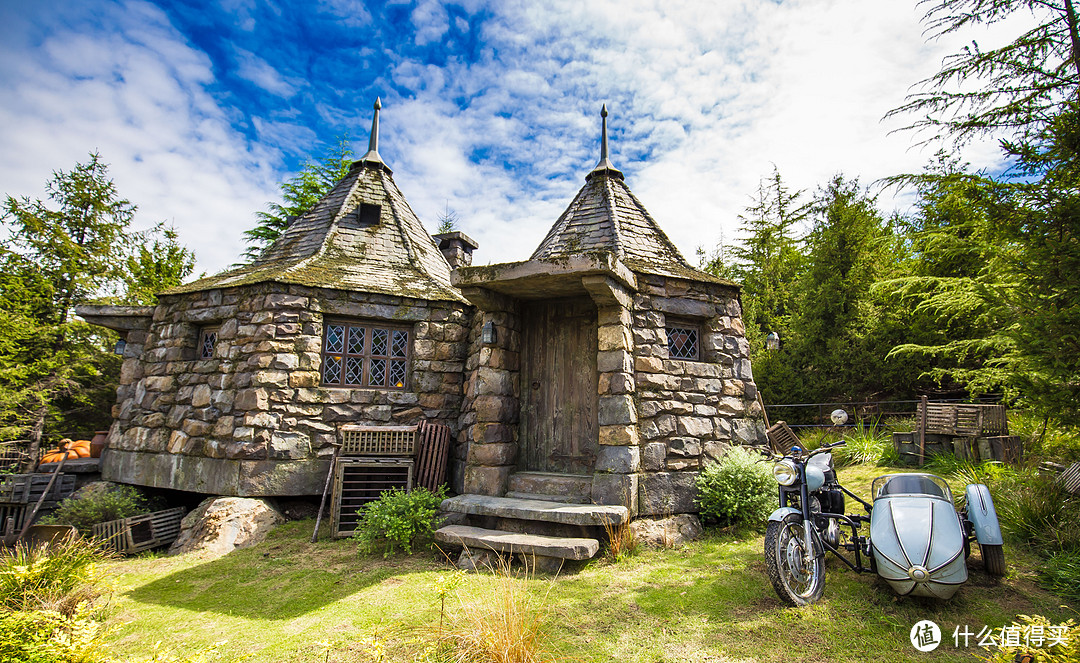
[764,513,825,606]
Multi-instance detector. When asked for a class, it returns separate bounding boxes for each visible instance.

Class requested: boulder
[629,514,703,548]
[168,496,284,557]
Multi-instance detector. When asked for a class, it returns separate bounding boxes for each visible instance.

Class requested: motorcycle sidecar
[868,473,968,599]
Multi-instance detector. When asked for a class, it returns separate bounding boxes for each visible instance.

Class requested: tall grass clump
[695,446,773,528]
[0,534,113,615]
[424,555,560,663]
[1009,411,1080,464]
[832,419,890,467]
[600,515,637,561]
[993,468,1080,552]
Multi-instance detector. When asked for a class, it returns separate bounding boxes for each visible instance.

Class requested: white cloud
[0,0,280,274]
[233,48,302,98]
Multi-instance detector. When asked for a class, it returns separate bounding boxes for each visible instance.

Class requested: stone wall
[632,273,763,516]
[105,282,471,496]
[455,288,522,497]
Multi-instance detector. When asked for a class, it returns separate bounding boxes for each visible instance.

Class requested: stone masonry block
[642,442,667,471]
[595,445,640,473]
[463,465,512,496]
[599,394,637,426]
[467,442,516,466]
[639,472,699,516]
[599,425,639,446]
[597,325,632,352]
[591,473,638,513]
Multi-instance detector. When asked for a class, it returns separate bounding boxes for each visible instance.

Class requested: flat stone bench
[434,524,599,561]
[439,494,629,527]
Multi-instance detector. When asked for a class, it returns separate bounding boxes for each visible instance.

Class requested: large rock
[629,514,703,548]
[168,496,284,557]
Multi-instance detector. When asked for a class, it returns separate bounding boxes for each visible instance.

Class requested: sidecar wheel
[982,544,1006,577]
[765,513,825,606]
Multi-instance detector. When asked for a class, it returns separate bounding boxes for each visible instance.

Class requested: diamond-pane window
[326,324,345,354]
[369,358,386,386]
[322,355,341,384]
[197,327,219,360]
[371,328,388,356]
[667,324,699,360]
[391,330,408,358]
[321,320,410,389]
[348,327,365,355]
[389,359,407,388]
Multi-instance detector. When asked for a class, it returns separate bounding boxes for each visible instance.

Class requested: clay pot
[90,431,108,459]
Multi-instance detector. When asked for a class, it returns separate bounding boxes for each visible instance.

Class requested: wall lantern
[114,338,127,356]
[765,331,780,351]
[481,320,498,345]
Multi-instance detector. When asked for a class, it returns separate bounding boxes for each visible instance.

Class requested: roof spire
[360,97,385,167]
[589,103,623,180]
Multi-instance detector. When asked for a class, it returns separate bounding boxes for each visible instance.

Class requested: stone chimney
[433,231,479,269]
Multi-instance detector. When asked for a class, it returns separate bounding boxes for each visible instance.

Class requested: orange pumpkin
[69,440,91,458]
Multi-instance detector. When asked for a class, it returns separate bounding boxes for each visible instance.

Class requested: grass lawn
[103,464,1077,663]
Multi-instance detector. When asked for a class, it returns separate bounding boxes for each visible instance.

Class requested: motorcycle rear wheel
[765,513,825,606]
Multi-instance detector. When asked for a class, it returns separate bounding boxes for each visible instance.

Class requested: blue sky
[0,0,1024,275]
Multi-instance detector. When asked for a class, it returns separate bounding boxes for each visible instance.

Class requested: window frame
[197,326,219,360]
[320,319,412,390]
[665,317,702,362]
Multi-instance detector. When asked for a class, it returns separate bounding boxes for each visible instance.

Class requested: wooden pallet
[415,421,451,491]
[339,425,418,456]
[92,507,186,554]
[330,458,414,539]
[0,503,29,536]
[0,473,76,505]
[922,403,1009,437]
[766,421,801,455]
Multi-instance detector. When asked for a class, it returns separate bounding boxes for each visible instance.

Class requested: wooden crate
[415,421,451,492]
[924,403,1009,437]
[1059,462,1080,496]
[0,503,29,536]
[92,507,186,554]
[340,425,418,456]
[0,473,76,506]
[766,421,801,455]
[330,458,414,539]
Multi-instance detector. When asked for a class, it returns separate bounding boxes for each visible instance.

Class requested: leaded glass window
[321,320,411,388]
[666,323,700,361]
[198,327,219,360]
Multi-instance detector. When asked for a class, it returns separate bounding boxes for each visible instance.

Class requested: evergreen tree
[242,136,353,261]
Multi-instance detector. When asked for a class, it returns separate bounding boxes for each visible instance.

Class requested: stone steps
[434,524,599,561]
[440,494,629,527]
[506,472,592,504]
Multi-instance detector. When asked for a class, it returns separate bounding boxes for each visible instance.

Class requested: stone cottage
[79,103,763,535]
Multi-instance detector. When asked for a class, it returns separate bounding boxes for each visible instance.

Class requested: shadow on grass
[125,520,447,620]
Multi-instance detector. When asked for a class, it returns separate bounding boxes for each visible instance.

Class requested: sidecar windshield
[872,473,952,501]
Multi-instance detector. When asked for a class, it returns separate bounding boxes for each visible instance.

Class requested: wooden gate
[519,298,598,475]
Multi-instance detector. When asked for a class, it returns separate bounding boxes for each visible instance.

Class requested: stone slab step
[505,491,586,504]
[435,524,599,561]
[441,494,629,527]
[507,472,592,503]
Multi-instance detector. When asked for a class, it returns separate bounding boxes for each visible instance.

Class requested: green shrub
[1010,411,1080,464]
[0,535,112,615]
[0,607,108,663]
[42,485,153,535]
[695,446,774,528]
[353,486,447,557]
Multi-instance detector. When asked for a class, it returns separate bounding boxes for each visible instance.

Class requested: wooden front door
[519,298,599,475]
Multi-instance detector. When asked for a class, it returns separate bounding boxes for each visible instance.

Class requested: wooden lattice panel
[0,504,29,536]
[92,507,186,554]
[340,425,418,456]
[415,421,451,492]
[924,404,1008,437]
[0,473,76,505]
[1060,462,1080,496]
[766,421,801,455]
[331,458,414,538]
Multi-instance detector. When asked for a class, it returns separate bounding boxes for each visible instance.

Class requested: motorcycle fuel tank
[869,474,968,599]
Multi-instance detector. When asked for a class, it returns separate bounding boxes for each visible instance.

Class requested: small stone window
[321,320,410,389]
[197,326,219,360]
[341,203,381,229]
[666,321,700,361]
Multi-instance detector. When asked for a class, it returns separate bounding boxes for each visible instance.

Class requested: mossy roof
[531,169,735,287]
[166,161,465,303]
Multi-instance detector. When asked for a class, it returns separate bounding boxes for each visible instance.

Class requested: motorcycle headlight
[773,460,798,486]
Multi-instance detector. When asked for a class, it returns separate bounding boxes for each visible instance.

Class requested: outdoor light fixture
[481,320,497,345]
[114,338,126,356]
[765,331,780,351]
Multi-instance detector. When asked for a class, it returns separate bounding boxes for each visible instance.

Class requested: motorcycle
[763,410,1006,606]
